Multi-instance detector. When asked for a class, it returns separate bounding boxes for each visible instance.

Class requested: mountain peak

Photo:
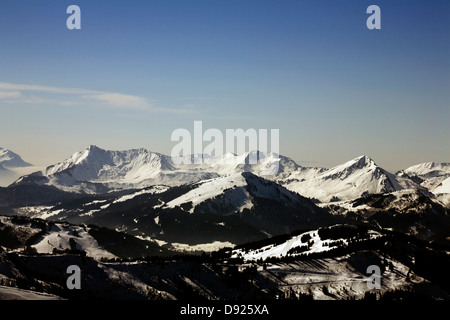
[88,145,101,151]
[328,155,378,175]
[353,155,375,166]
[84,145,108,157]
[281,154,402,203]
[0,147,32,168]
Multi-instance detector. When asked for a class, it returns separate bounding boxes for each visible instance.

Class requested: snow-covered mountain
[165,172,307,215]
[0,148,34,188]
[12,146,299,194]
[402,161,450,177]
[397,162,450,205]
[197,150,300,176]
[14,146,188,193]
[10,146,417,203]
[0,147,32,168]
[7,145,449,213]
[280,155,404,203]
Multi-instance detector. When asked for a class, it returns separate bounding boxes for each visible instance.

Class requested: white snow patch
[165,173,251,213]
[232,227,383,261]
[32,224,117,260]
[112,186,169,204]
[171,241,234,253]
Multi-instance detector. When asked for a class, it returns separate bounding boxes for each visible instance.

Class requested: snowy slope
[276,166,327,183]
[165,172,311,215]
[434,176,450,194]
[231,225,382,261]
[183,151,299,176]
[282,155,403,203]
[80,186,170,217]
[166,173,252,214]
[0,215,116,259]
[32,224,118,260]
[0,285,63,300]
[397,162,450,206]
[433,177,450,205]
[399,162,450,192]
[0,215,174,260]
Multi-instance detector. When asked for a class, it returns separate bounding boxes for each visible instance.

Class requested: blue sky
[0,0,449,171]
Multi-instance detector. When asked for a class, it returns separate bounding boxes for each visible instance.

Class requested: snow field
[32,224,117,260]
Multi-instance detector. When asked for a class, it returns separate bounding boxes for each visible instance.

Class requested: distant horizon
[1,1,449,175]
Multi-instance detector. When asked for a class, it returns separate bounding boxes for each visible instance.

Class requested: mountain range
[11,146,298,193]
[0,146,449,300]
[0,145,449,248]
[6,145,449,205]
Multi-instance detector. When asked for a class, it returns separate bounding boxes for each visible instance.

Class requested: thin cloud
[0,82,94,95]
[155,106,197,115]
[85,93,152,110]
[0,91,22,99]
[0,82,193,113]
[23,96,78,107]
[184,96,220,100]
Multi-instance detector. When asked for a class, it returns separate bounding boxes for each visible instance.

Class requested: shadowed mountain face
[1,219,449,301]
[3,172,338,246]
